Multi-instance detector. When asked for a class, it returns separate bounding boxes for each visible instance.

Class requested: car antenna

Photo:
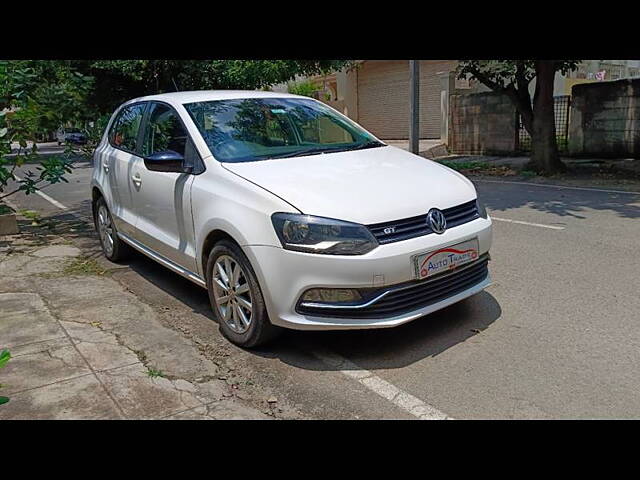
[171,77,180,92]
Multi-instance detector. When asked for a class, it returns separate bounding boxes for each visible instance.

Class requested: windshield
[184,98,384,163]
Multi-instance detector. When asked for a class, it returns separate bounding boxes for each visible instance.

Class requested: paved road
[9,142,66,157]
[5,161,640,419]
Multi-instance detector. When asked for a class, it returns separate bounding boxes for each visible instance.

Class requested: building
[281,60,640,142]
[315,61,458,140]
[555,60,640,95]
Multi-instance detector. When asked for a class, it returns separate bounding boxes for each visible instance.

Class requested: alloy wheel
[97,204,114,257]
[212,255,253,334]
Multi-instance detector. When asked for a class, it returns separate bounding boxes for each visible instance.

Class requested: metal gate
[517,95,571,153]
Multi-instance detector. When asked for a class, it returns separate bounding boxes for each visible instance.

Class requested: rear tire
[206,240,281,348]
[93,197,132,262]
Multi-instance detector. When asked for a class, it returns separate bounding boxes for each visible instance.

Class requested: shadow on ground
[110,245,502,372]
[474,178,640,220]
[253,290,501,372]
[16,201,502,374]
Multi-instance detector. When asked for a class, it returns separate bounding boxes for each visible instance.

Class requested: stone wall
[569,79,640,158]
[448,92,517,154]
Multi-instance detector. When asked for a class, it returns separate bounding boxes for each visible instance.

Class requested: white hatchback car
[91,91,492,347]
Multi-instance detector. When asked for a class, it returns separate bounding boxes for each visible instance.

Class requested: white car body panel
[134,168,197,271]
[91,90,493,331]
[244,217,492,329]
[222,146,477,225]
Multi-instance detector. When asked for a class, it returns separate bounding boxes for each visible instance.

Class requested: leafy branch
[0,349,10,405]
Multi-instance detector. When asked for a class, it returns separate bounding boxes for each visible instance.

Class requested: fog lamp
[301,288,362,304]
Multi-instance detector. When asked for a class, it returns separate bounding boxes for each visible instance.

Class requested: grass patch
[63,256,107,276]
[17,209,57,229]
[521,170,537,178]
[19,209,41,223]
[439,160,516,177]
[147,368,165,378]
[439,160,492,171]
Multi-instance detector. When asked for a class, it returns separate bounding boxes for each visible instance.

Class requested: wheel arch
[91,185,105,217]
[200,229,242,278]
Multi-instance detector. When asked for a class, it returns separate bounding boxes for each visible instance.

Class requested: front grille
[297,255,489,319]
[367,200,480,244]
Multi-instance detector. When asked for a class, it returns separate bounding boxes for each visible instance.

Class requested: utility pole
[409,60,420,154]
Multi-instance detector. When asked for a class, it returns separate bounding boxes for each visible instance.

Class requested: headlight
[476,198,489,219]
[271,213,378,255]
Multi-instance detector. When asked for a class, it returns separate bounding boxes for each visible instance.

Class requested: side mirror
[143,150,192,173]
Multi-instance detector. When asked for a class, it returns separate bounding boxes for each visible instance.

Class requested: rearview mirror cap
[143,150,191,173]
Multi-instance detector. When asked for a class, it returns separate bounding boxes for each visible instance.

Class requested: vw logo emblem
[427,208,447,234]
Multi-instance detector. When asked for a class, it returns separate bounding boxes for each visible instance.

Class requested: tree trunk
[526,61,566,174]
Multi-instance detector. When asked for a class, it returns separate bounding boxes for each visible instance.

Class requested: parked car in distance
[91,91,493,347]
[57,128,88,145]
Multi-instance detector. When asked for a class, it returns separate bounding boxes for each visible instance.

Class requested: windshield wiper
[348,141,385,151]
[265,142,384,160]
[266,146,347,159]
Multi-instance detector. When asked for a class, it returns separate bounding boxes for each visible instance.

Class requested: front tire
[206,240,280,348]
[94,197,131,262]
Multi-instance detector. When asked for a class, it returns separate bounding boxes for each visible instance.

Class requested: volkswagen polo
[91,91,492,347]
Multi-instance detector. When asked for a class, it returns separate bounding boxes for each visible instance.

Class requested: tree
[0,60,94,201]
[77,60,353,113]
[287,79,322,97]
[0,60,351,203]
[457,60,580,174]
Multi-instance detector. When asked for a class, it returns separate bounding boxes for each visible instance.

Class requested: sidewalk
[0,221,273,420]
[383,139,447,158]
[434,154,640,192]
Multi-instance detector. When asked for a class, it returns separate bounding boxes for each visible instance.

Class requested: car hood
[221,146,477,225]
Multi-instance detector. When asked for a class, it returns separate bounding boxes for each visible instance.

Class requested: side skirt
[117,232,207,289]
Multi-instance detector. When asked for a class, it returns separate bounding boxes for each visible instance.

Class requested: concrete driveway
[3,160,640,419]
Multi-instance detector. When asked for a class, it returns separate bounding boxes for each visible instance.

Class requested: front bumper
[244,216,493,330]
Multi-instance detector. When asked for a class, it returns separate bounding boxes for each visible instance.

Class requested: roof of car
[131,90,306,106]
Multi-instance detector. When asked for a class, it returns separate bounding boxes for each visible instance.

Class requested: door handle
[131,174,142,187]
[102,162,110,173]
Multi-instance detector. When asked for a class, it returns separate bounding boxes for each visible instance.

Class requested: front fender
[192,161,298,277]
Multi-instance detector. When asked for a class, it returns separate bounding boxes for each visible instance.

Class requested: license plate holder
[412,238,480,280]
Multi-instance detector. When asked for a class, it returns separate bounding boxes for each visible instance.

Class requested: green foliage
[84,60,352,113]
[0,60,94,200]
[0,60,351,199]
[63,256,107,276]
[19,209,41,224]
[456,60,580,91]
[147,368,165,378]
[457,60,580,174]
[0,349,10,405]
[0,349,10,369]
[75,114,111,160]
[287,80,320,97]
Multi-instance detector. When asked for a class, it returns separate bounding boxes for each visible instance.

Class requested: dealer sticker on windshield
[413,238,479,280]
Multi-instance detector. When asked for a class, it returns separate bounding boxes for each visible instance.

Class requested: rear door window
[109,103,146,153]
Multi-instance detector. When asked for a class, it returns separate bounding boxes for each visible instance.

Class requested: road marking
[12,174,69,211]
[491,216,565,230]
[475,179,640,196]
[311,347,452,420]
